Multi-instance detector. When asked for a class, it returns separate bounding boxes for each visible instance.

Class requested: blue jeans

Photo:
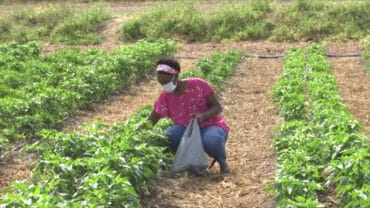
[166,125,228,164]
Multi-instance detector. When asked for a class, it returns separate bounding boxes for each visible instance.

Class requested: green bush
[271,44,370,207]
[120,2,206,42]
[0,49,243,207]
[4,4,72,42]
[271,0,370,42]
[120,0,369,42]
[206,0,272,42]
[364,35,370,70]
[0,115,172,207]
[0,18,11,40]
[51,5,110,45]
[0,3,111,45]
[0,39,177,158]
[2,0,369,43]
[120,0,272,42]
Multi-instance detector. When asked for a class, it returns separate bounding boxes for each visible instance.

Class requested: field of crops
[271,45,369,207]
[0,0,369,207]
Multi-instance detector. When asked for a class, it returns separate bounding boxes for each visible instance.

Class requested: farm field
[0,0,369,207]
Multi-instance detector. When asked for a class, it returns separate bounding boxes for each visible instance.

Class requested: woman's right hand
[190,112,205,123]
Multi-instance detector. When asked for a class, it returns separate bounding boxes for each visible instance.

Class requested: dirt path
[99,16,127,51]
[141,45,281,208]
[139,41,309,207]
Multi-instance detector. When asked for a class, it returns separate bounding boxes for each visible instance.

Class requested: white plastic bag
[171,119,208,176]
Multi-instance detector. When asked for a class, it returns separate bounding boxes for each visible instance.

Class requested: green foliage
[198,51,243,92]
[0,18,11,40]
[271,48,307,121]
[2,0,369,43]
[120,2,206,42]
[119,0,369,42]
[206,0,272,42]
[120,0,272,42]
[0,113,172,207]
[306,46,369,207]
[0,3,111,45]
[270,44,370,207]
[0,49,242,206]
[271,48,323,206]
[1,4,72,43]
[271,0,370,42]
[0,39,177,158]
[364,35,370,70]
[181,50,243,92]
[273,174,324,207]
[51,4,110,45]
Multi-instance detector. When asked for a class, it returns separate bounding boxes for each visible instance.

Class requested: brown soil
[0,2,369,208]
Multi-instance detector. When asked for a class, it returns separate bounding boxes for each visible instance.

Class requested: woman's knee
[200,126,228,163]
[165,125,186,152]
[201,126,228,146]
[166,125,186,140]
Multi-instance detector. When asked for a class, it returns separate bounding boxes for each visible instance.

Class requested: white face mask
[162,76,177,93]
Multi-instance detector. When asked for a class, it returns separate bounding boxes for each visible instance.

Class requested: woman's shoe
[220,162,231,174]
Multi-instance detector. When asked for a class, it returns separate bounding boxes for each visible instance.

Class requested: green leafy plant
[0,3,111,45]
[119,1,272,42]
[0,112,172,207]
[270,44,369,207]
[187,50,243,93]
[51,4,110,45]
[0,50,243,206]
[119,0,369,43]
[271,48,307,121]
[364,34,370,70]
[0,39,177,159]
[271,0,370,42]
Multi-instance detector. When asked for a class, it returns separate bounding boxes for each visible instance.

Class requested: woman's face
[157,72,176,85]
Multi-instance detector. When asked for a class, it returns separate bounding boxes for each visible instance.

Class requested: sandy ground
[0,2,369,207]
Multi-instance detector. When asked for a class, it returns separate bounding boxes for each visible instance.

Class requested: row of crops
[0,39,243,206]
[0,39,177,159]
[271,45,369,207]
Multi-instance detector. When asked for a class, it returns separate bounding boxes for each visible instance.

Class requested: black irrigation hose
[242,54,284,59]
[176,53,362,60]
[326,53,361,58]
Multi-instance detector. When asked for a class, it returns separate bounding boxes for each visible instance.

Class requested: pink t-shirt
[154,78,229,132]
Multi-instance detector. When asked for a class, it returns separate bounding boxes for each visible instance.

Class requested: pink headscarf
[156,64,178,74]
